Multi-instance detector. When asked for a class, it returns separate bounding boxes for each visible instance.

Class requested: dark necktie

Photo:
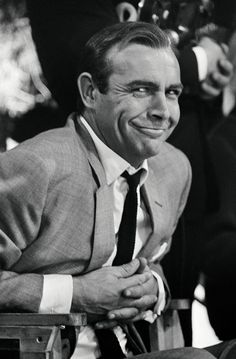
[113,170,142,266]
[96,170,142,359]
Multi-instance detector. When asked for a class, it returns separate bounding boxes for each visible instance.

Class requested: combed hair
[77,21,171,113]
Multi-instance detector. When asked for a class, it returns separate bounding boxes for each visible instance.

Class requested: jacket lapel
[87,185,115,271]
[71,115,116,271]
[139,166,164,259]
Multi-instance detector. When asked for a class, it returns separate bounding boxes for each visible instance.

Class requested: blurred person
[135,0,236,345]
[200,29,236,341]
[0,3,58,145]
[1,21,236,359]
[202,106,236,342]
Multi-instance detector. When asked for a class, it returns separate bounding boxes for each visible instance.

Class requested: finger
[123,278,153,298]
[201,81,221,98]
[118,258,140,278]
[136,257,148,274]
[128,311,148,322]
[220,43,229,55]
[211,72,232,89]
[106,310,149,323]
[218,58,234,76]
[113,293,157,313]
[130,294,158,311]
[107,307,139,321]
[95,320,119,329]
[126,6,138,21]
[116,3,137,22]
[122,271,153,290]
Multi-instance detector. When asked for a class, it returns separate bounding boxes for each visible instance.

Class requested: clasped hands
[72,257,158,329]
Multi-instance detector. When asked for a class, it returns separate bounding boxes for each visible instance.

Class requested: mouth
[132,124,169,138]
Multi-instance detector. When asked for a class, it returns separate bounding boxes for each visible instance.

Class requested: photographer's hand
[116,2,138,22]
[199,37,233,99]
[201,58,233,100]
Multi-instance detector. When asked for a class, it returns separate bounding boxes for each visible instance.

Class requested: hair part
[77,21,172,113]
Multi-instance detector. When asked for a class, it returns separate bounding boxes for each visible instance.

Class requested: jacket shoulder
[149,141,191,176]
[2,124,89,183]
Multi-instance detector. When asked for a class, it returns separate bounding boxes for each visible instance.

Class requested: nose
[148,93,170,122]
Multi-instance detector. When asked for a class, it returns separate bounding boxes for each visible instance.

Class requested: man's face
[92,44,182,167]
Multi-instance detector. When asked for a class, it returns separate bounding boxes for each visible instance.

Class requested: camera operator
[137,0,236,345]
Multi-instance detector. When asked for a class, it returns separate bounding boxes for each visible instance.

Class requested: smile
[133,124,168,138]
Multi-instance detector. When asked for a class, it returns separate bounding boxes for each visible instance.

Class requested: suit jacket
[0,114,191,314]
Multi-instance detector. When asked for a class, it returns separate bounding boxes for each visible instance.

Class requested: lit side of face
[88,44,182,168]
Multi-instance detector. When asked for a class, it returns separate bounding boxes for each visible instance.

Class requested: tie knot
[122,170,141,190]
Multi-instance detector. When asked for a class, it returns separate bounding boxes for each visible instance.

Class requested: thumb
[136,257,148,274]
[118,258,140,278]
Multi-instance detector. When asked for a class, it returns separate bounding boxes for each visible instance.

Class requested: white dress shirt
[39,116,166,359]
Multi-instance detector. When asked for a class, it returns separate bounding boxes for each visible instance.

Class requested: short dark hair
[77,21,171,113]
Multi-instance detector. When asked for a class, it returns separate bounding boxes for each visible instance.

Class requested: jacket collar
[68,113,164,267]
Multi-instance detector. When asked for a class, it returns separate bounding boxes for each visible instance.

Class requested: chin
[141,147,162,162]
[147,142,163,156]
[131,141,163,163]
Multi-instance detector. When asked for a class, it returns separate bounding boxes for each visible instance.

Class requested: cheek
[170,103,180,124]
[122,98,149,119]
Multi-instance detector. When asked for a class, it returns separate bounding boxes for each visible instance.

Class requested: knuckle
[139,272,150,284]
[121,308,138,319]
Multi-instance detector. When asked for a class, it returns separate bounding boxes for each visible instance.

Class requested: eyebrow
[127,80,183,91]
[169,83,184,92]
[127,80,159,89]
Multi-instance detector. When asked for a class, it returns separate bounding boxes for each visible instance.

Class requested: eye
[132,87,150,98]
[166,88,182,99]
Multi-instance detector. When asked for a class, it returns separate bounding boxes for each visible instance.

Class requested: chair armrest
[150,299,191,351]
[168,299,191,310]
[0,313,87,359]
[0,313,87,328]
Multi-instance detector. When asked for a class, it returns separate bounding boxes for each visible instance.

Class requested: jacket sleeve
[0,148,51,312]
[178,47,199,90]
[151,153,192,309]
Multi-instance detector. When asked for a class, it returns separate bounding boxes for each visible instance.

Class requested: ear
[77,72,97,108]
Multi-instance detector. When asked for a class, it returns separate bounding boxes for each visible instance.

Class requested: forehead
[107,44,180,83]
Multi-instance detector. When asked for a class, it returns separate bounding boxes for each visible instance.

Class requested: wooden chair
[0,313,86,359]
[0,299,190,358]
[151,299,191,351]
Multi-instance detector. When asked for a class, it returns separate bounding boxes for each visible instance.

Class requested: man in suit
[0,21,235,359]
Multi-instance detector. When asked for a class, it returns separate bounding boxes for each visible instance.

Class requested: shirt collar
[80,116,149,185]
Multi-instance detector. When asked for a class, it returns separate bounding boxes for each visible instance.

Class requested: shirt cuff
[192,46,208,81]
[142,271,166,324]
[152,271,166,316]
[39,274,73,313]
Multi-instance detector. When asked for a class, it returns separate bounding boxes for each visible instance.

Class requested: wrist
[71,276,85,312]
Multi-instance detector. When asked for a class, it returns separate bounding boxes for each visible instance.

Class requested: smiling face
[85,43,182,167]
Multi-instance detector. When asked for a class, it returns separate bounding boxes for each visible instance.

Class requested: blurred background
[0,0,63,151]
